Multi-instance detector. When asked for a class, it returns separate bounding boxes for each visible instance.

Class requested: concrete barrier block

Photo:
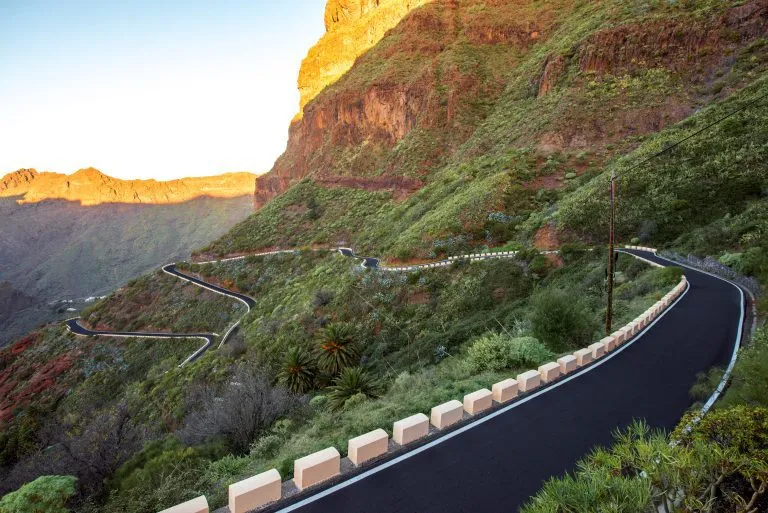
[294,447,340,490]
[229,469,281,513]
[611,331,626,345]
[589,342,606,359]
[393,413,429,445]
[430,400,463,429]
[158,496,208,513]
[600,336,616,352]
[558,354,578,374]
[348,428,388,466]
[574,348,593,366]
[538,361,561,383]
[464,388,493,415]
[517,370,541,393]
[492,378,518,403]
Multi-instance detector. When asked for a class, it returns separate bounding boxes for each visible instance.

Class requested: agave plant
[315,323,360,375]
[326,367,381,411]
[277,346,316,393]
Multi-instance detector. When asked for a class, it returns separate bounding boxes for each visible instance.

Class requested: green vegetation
[523,324,768,512]
[721,327,768,409]
[466,334,553,372]
[197,182,393,257]
[80,269,241,334]
[326,367,381,411]
[523,406,768,513]
[0,475,77,513]
[559,75,768,246]
[530,288,597,353]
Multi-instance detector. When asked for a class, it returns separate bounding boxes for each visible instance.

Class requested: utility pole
[606,173,617,334]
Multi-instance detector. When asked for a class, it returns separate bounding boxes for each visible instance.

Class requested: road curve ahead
[272,250,744,513]
[162,264,256,308]
[66,265,256,365]
[65,318,215,364]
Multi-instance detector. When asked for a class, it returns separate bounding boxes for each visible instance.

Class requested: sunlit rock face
[298,0,432,115]
[257,0,546,209]
[0,168,256,206]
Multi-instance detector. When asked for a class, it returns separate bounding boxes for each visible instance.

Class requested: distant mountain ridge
[0,168,259,346]
[1,168,257,206]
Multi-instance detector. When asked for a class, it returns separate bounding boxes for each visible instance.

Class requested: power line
[621,88,768,175]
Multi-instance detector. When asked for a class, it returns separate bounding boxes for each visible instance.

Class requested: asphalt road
[163,263,256,308]
[338,247,380,268]
[274,250,744,513]
[65,317,215,344]
[66,265,256,364]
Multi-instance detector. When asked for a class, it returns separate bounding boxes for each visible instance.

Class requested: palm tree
[278,347,316,393]
[326,367,381,411]
[315,323,360,375]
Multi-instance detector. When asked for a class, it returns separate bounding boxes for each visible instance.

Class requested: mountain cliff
[1,168,257,206]
[236,0,768,261]
[298,0,433,115]
[255,0,768,211]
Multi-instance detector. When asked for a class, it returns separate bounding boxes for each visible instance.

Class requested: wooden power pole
[606,174,617,334]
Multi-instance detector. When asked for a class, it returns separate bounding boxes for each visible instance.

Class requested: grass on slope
[197,182,393,257]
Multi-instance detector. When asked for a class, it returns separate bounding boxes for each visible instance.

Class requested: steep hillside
[228,0,768,258]
[298,0,433,114]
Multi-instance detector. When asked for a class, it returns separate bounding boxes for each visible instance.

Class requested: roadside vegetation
[523,326,768,513]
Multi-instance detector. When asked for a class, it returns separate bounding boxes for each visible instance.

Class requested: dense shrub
[530,288,597,353]
[326,367,381,411]
[525,408,768,513]
[179,366,302,454]
[466,333,554,372]
[0,475,77,513]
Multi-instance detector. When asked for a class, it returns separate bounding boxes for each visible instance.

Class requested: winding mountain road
[65,264,256,366]
[65,246,522,364]
[264,249,745,513]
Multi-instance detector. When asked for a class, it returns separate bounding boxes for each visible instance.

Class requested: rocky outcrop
[258,0,768,210]
[577,1,768,75]
[0,168,256,206]
[257,0,557,208]
[538,54,566,97]
[298,0,432,115]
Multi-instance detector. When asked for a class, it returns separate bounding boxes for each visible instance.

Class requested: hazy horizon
[0,1,325,181]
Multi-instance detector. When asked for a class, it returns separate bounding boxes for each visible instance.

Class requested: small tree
[315,323,360,375]
[530,288,597,353]
[326,367,381,411]
[278,347,316,393]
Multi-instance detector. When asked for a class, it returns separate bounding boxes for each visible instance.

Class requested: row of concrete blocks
[383,251,518,272]
[158,275,688,513]
[624,245,658,253]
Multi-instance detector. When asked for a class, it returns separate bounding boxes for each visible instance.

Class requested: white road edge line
[648,252,745,422]
[275,252,694,513]
[162,264,253,352]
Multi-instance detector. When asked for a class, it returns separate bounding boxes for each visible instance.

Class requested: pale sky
[0,1,326,180]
